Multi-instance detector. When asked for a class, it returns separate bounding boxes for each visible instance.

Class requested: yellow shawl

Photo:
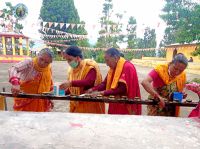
[106,57,126,90]
[154,64,186,116]
[154,64,186,92]
[68,59,102,95]
[67,59,104,114]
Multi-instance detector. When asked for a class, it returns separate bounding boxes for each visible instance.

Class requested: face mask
[69,60,79,68]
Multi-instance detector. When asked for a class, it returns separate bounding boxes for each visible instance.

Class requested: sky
[0,0,167,48]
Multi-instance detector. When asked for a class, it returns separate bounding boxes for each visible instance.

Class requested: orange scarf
[154,64,186,116]
[0,95,5,110]
[68,59,102,95]
[68,59,104,114]
[14,57,53,112]
[154,64,186,92]
[106,57,126,90]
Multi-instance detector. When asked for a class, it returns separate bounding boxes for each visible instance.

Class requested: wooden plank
[0,92,198,107]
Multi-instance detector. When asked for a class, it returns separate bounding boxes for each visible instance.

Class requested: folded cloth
[185,82,200,96]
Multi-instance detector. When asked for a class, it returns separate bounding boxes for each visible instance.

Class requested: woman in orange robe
[8,48,54,112]
[60,46,105,114]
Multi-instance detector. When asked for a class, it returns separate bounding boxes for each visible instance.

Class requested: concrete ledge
[132,59,200,75]
[142,57,166,61]
[0,111,199,149]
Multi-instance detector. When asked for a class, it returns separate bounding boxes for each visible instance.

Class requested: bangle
[11,79,20,85]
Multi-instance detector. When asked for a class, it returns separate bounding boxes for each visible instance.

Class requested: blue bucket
[173,92,183,102]
[59,89,65,96]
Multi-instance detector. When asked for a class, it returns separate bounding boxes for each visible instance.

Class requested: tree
[40,0,80,23]
[0,2,24,33]
[136,38,145,49]
[126,16,137,48]
[143,27,157,48]
[176,4,200,43]
[95,0,124,48]
[29,40,35,49]
[136,27,156,49]
[102,0,113,31]
[115,12,126,45]
[159,39,165,48]
[39,0,89,48]
[192,44,200,57]
[160,0,199,45]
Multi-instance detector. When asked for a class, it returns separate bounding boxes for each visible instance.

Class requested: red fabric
[188,103,200,118]
[108,61,141,115]
[148,69,165,88]
[186,83,200,118]
[185,83,200,96]
[103,82,127,96]
[72,68,96,91]
[92,77,107,91]
[92,78,126,95]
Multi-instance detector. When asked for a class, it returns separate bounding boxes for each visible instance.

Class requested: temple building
[0,32,31,63]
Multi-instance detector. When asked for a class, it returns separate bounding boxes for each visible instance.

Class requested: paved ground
[0,61,199,117]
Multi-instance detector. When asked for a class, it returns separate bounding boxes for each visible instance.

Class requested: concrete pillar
[19,37,23,55]
[12,37,15,55]
[26,38,30,56]
[2,36,6,55]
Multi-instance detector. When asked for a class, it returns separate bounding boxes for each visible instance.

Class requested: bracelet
[11,79,20,85]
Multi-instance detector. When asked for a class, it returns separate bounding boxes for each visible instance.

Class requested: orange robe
[0,95,6,110]
[13,58,53,112]
[68,59,105,114]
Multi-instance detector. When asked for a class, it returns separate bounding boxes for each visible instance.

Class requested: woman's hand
[182,92,187,99]
[89,91,104,97]
[153,93,166,109]
[11,85,21,96]
[59,81,71,90]
[85,88,93,94]
[158,96,166,109]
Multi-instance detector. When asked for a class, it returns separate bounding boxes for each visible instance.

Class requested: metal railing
[0,92,198,107]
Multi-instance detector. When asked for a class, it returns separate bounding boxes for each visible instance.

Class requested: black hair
[172,53,188,67]
[120,52,124,57]
[64,46,83,59]
[105,48,120,57]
